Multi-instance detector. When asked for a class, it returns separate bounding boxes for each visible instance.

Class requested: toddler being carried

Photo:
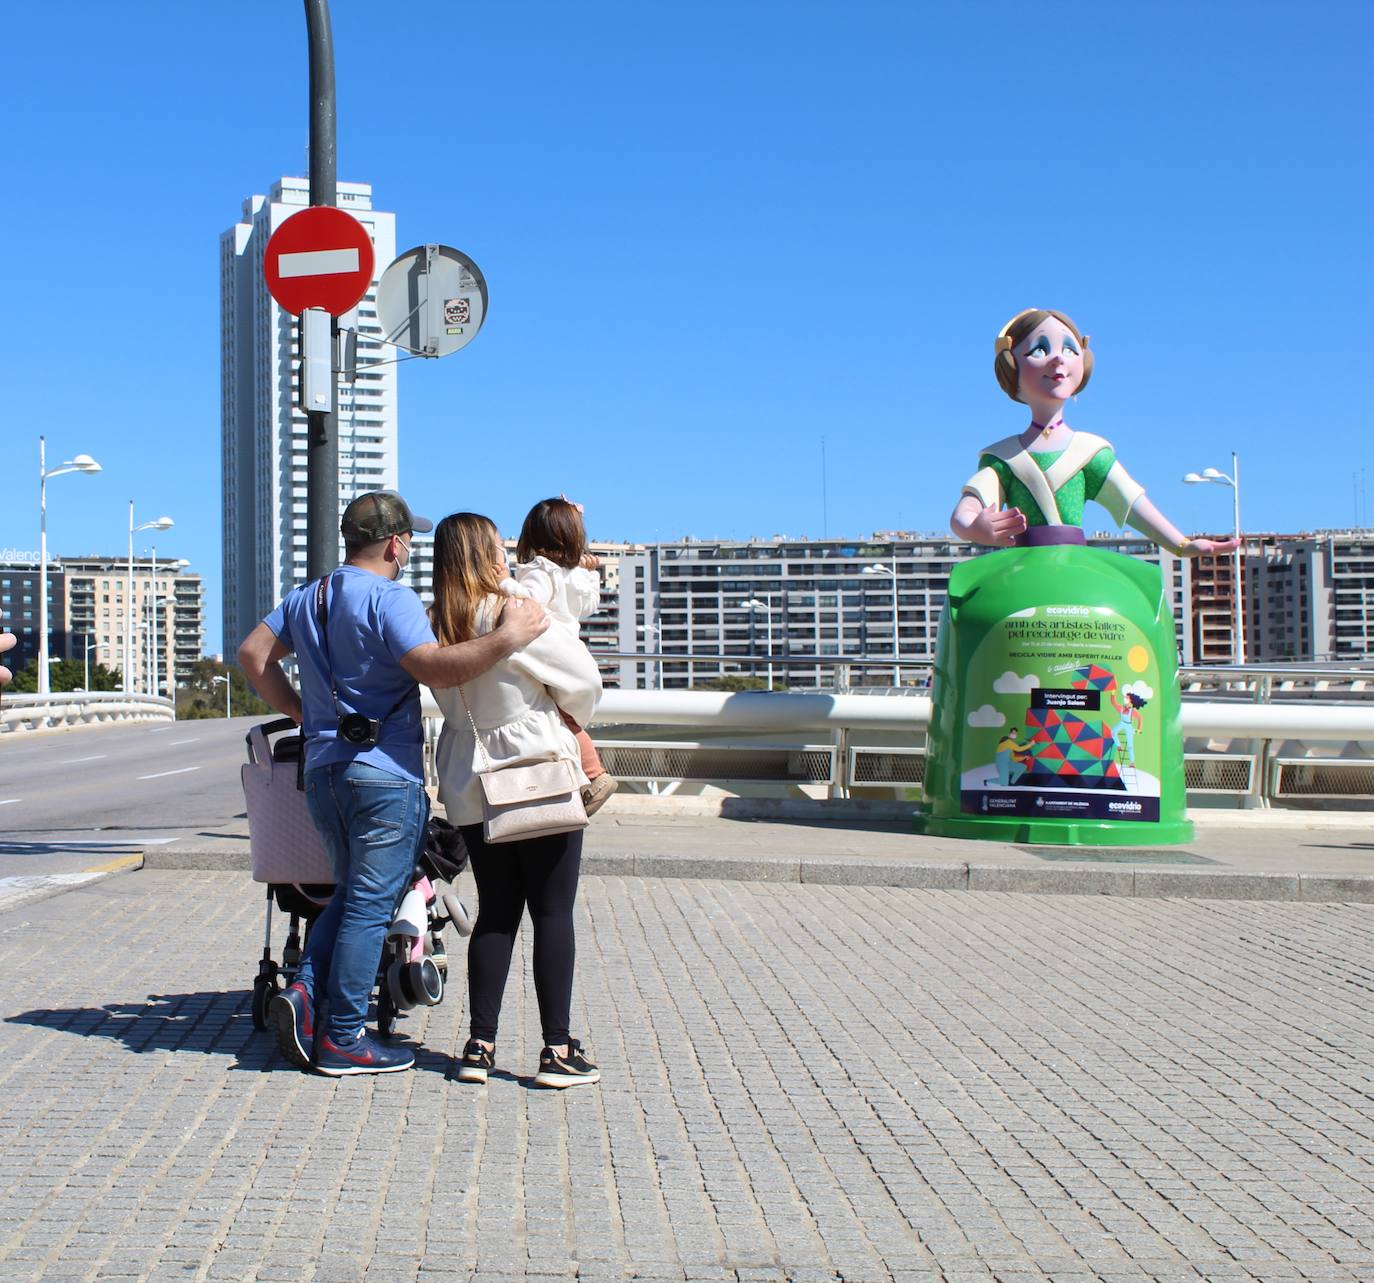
[503,496,619,816]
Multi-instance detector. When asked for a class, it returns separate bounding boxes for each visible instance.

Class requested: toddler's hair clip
[559,492,585,514]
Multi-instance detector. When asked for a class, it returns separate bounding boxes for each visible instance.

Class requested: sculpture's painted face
[1016,315,1085,407]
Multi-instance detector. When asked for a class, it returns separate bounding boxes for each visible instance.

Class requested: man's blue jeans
[299,761,428,1041]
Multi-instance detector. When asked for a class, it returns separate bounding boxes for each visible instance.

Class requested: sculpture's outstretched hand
[964,503,1028,547]
[1184,536,1241,556]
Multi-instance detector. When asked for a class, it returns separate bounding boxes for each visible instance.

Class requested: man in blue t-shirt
[238,490,547,1076]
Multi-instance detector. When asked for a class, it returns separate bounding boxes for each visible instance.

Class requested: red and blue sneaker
[314,1031,415,1077]
[269,982,315,1070]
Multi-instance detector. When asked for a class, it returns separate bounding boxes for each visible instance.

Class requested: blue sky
[3,1,1369,651]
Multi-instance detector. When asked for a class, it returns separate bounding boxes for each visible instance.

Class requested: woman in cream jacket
[429,512,603,1089]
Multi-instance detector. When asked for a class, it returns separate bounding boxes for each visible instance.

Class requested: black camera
[337,712,382,747]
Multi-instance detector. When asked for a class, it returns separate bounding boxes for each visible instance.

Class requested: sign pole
[304,0,338,582]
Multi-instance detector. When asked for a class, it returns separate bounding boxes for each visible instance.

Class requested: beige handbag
[459,687,589,845]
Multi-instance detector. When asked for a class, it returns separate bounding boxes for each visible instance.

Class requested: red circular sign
[263,206,376,316]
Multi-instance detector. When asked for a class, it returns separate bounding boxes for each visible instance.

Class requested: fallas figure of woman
[949,307,1239,559]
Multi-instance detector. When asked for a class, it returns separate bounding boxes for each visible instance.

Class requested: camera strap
[314,573,413,732]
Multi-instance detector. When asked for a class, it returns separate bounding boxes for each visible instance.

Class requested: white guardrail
[0,691,175,733]
[418,688,1374,808]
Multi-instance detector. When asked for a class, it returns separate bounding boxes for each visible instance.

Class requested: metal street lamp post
[635,623,661,691]
[1183,453,1244,665]
[213,674,231,719]
[740,596,775,690]
[82,638,98,693]
[38,438,101,695]
[126,506,173,694]
[862,557,901,686]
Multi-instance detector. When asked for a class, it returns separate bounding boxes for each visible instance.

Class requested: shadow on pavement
[6,992,292,1072]
[4,994,529,1083]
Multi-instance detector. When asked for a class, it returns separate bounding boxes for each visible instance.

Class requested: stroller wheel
[387,961,416,1012]
[410,957,444,1006]
[250,978,275,1031]
[388,957,443,1010]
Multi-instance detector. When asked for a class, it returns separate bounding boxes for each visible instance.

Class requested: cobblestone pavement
[2,871,1373,1282]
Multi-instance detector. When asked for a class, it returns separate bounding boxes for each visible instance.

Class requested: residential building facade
[60,557,205,694]
[611,534,1193,690]
[0,554,203,691]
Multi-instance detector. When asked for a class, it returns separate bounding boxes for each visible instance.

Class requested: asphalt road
[0,716,258,877]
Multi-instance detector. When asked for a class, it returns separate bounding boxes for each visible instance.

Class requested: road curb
[140,842,1374,902]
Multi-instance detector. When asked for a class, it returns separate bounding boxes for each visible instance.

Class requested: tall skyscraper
[220,177,398,654]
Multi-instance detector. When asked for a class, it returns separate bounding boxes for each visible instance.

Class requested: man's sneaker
[581,774,619,817]
[269,982,314,1070]
[314,1031,414,1077]
[456,1038,495,1084]
[533,1038,600,1088]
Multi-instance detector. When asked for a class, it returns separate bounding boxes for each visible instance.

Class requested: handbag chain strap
[456,685,496,775]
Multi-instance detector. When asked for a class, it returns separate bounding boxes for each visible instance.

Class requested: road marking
[167,738,199,746]
[0,872,104,912]
[0,799,19,807]
[84,854,143,874]
[137,766,201,780]
[279,247,359,278]
[60,755,107,764]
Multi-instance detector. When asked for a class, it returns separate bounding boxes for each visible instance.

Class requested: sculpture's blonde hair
[993,308,1094,403]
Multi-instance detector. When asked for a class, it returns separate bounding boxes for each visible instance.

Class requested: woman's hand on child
[579,554,600,571]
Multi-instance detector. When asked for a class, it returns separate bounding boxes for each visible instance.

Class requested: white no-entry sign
[263,206,376,316]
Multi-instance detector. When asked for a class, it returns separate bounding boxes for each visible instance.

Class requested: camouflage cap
[340,490,433,543]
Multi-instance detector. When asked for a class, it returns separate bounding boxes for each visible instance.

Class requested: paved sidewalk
[3,867,1374,1280]
[148,799,1374,902]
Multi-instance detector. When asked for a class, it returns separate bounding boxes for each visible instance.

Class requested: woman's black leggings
[460,824,582,1046]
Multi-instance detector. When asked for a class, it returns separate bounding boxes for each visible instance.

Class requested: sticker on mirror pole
[377,245,489,357]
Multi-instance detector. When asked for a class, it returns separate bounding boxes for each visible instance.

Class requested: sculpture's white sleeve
[961,465,1002,509]
[1095,460,1146,527]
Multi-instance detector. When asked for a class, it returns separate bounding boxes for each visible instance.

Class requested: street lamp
[82,638,98,693]
[862,557,901,686]
[635,623,661,691]
[212,674,232,719]
[127,505,173,694]
[740,596,775,690]
[1183,453,1244,665]
[38,438,101,695]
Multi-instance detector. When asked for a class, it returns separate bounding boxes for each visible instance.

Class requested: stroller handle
[245,717,305,769]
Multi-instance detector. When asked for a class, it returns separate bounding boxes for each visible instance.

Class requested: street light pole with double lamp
[126,505,173,694]
[740,596,775,690]
[38,438,101,695]
[862,556,901,686]
[1183,453,1244,665]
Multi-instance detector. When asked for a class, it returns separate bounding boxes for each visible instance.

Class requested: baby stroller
[242,717,473,1040]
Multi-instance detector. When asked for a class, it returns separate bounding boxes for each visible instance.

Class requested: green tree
[176,659,272,720]
[5,657,122,694]
[697,674,784,692]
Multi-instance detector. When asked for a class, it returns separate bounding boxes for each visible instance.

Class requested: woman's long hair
[430,512,505,645]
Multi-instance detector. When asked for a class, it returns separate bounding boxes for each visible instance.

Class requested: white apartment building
[60,557,204,693]
[220,177,398,654]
